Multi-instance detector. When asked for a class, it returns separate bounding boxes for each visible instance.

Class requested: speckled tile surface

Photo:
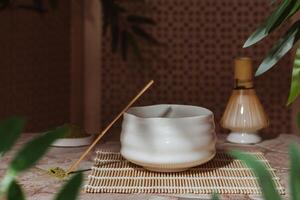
[1,133,297,200]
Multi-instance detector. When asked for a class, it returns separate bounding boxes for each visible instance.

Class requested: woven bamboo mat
[85,151,285,195]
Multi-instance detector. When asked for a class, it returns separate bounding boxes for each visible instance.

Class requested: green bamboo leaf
[266,0,300,32]
[0,117,25,156]
[127,32,143,62]
[48,0,58,9]
[243,0,297,48]
[288,0,300,18]
[0,173,14,195]
[289,144,300,200]
[9,126,67,174]
[211,193,220,200]
[256,21,300,76]
[54,173,83,200]
[32,0,45,12]
[269,0,278,4]
[127,15,156,25]
[102,0,126,35]
[101,0,112,34]
[7,181,25,200]
[287,47,300,105]
[230,151,281,200]
[121,30,129,61]
[110,3,122,53]
[131,25,160,45]
[112,2,126,13]
[0,0,9,8]
[0,126,67,193]
[33,0,42,6]
[16,0,47,12]
[297,113,300,130]
[111,24,120,53]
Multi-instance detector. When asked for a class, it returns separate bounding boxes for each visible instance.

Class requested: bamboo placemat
[85,151,285,195]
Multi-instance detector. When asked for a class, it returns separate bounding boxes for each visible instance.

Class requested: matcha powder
[47,167,68,179]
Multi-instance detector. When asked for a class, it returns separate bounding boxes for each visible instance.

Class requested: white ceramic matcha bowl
[120,104,216,172]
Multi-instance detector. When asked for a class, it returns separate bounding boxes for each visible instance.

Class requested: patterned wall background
[0,0,293,135]
[0,1,71,131]
[101,0,292,138]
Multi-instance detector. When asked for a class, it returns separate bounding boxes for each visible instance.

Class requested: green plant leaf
[32,0,46,12]
[0,117,25,156]
[127,32,143,62]
[269,0,278,4]
[48,0,58,9]
[211,193,220,200]
[288,0,300,18]
[266,0,300,32]
[32,0,43,7]
[0,126,67,193]
[54,173,83,200]
[7,181,25,200]
[17,0,46,13]
[127,14,156,25]
[287,47,300,105]
[121,30,129,61]
[111,23,120,53]
[0,173,14,195]
[9,125,67,174]
[243,0,297,48]
[132,25,160,45]
[297,113,300,130]
[109,2,124,54]
[0,0,9,8]
[102,0,126,35]
[230,151,281,200]
[101,0,113,34]
[255,20,300,76]
[289,144,300,200]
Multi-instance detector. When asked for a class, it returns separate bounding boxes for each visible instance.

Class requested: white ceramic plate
[52,135,94,147]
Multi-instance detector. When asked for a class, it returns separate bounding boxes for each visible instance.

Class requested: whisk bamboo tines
[49,80,154,177]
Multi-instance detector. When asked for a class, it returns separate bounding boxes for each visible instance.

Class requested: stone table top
[1,133,298,200]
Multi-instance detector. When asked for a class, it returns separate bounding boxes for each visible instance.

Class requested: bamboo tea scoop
[65,80,154,175]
